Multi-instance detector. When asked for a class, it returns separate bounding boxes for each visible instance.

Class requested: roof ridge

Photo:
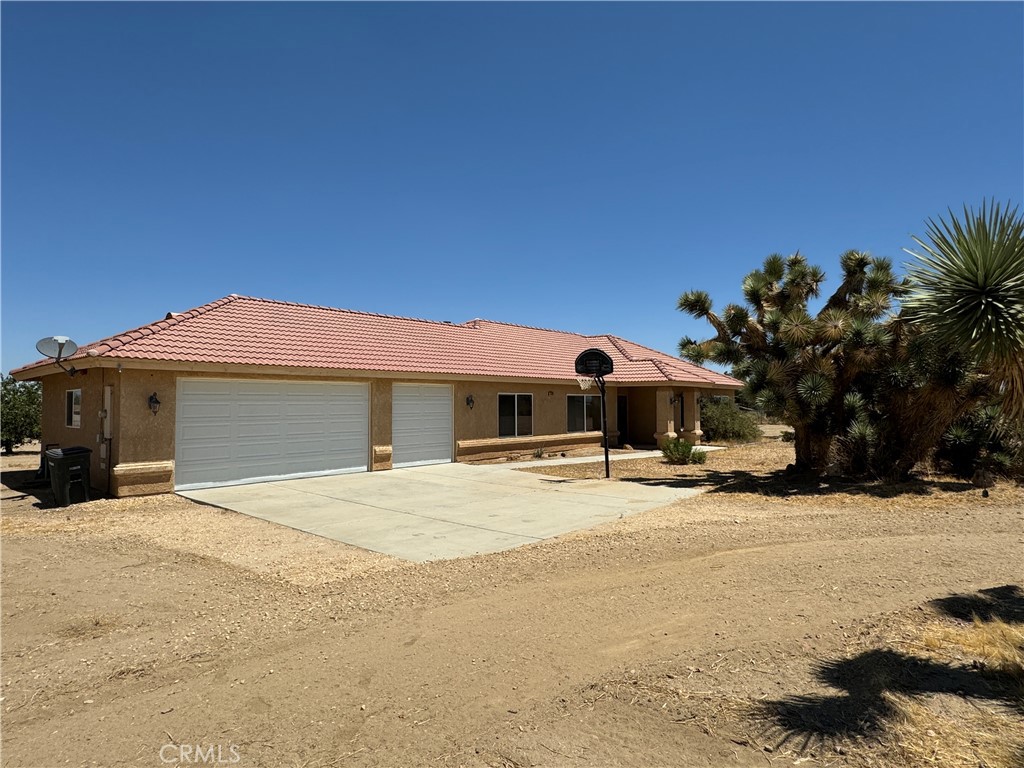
[45,294,477,366]
[230,295,476,329]
[468,318,588,337]
[649,359,673,380]
[606,334,739,386]
[603,335,634,360]
[661,359,721,385]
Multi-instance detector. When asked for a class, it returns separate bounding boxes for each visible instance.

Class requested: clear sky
[3,2,1022,374]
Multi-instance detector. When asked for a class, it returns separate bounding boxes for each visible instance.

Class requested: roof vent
[165,312,180,320]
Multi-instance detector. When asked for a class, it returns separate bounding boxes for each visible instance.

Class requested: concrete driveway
[179,459,701,562]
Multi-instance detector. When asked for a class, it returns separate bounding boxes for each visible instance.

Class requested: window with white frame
[498,393,532,437]
[65,389,82,428]
[567,394,602,432]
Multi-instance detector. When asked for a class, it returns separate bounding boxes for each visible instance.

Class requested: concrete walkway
[180,460,703,562]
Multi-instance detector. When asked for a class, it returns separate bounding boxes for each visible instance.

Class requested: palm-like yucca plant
[903,201,1024,421]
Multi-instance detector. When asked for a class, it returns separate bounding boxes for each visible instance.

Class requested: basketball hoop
[573,348,615,479]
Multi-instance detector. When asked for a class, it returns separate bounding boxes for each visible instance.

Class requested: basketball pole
[597,376,610,479]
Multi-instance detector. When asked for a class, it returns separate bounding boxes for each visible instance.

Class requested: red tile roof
[12,295,741,388]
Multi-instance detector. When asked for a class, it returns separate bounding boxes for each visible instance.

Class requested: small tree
[1,375,42,453]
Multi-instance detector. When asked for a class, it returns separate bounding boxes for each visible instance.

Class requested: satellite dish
[35,336,79,376]
[36,335,79,360]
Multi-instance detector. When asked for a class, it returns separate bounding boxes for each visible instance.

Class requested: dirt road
[2,444,1021,767]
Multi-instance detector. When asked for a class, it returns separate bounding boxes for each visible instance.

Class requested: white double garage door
[175,379,452,490]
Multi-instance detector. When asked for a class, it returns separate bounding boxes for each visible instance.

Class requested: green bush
[699,398,762,443]
[662,437,708,465]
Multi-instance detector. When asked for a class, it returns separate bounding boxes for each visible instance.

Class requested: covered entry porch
[612,386,710,448]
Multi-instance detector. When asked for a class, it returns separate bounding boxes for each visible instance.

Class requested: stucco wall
[452,381,617,441]
[42,366,700,496]
[370,379,393,470]
[118,370,177,463]
[39,370,117,495]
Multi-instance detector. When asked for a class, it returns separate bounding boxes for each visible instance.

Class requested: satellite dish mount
[574,348,615,479]
[36,336,79,377]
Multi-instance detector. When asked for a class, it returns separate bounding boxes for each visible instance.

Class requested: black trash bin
[46,446,93,506]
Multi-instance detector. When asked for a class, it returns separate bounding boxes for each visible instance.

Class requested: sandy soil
[1,441,1021,767]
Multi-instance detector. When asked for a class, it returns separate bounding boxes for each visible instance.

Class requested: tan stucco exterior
[32,361,734,497]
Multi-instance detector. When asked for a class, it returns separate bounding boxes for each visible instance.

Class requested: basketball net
[576,376,595,391]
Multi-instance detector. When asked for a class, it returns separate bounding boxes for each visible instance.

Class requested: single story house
[11,294,741,497]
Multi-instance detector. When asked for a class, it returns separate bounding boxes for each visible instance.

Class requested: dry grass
[594,597,1024,768]
[835,610,1019,765]
[889,694,1023,768]
[863,615,1023,768]
[920,616,1024,681]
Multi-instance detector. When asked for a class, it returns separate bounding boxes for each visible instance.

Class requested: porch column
[653,387,677,448]
[680,389,703,444]
[604,385,619,446]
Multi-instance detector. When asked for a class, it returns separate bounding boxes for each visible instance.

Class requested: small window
[567,395,602,432]
[498,394,532,437]
[65,389,82,428]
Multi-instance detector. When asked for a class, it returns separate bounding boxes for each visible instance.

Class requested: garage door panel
[392,384,453,469]
[180,442,234,462]
[175,379,369,490]
[235,422,282,439]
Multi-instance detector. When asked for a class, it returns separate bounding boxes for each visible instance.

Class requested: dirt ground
[1,441,1021,767]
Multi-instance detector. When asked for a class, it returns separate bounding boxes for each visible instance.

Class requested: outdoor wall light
[148,392,161,415]
[668,395,679,406]
[466,395,475,409]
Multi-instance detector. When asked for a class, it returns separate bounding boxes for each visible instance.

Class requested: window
[498,394,532,437]
[567,395,602,432]
[65,389,82,428]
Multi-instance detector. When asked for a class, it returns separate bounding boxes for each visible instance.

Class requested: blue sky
[3,2,1022,374]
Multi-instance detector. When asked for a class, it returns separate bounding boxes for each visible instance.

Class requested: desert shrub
[780,430,795,442]
[935,405,1024,479]
[699,398,762,443]
[662,437,707,465]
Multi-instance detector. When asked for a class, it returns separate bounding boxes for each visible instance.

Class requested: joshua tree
[678,251,909,474]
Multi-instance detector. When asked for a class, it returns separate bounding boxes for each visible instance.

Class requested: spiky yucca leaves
[903,201,1024,422]
[851,333,988,479]
[678,250,906,473]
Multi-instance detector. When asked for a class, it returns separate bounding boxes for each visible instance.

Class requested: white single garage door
[175,379,369,490]
[392,384,453,468]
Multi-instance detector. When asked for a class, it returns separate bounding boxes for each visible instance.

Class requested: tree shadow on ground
[752,586,1024,754]
[621,467,978,499]
[0,468,54,508]
[931,584,1024,624]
